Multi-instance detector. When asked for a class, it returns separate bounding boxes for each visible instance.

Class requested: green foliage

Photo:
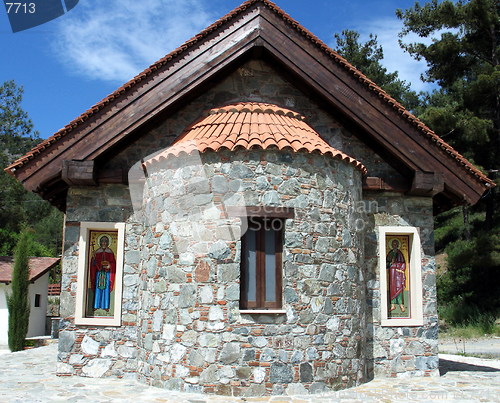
[0,228,19,256]
[333,30,420,111]
[32,208,63,257]
[414,85,493,165]
[399,0,500,320]
[6,230,31,352]
[0,80,39,159]
[397,0,499,77]
[0,167,62,256]
[0,80,63,258]
[437,230,500,322]
[434,207,485,251]
[397,0,499,169]
[440,318,500,338]
[47,296,60,306]
[439,304,499,336]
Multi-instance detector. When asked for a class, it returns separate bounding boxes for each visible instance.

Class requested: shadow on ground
[440,358,500,375]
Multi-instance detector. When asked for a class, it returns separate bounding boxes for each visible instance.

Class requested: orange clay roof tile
[0,257,60,283]
[144,102,367,174]
[5,0,492,187]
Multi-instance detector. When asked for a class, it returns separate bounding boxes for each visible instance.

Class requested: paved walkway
[1,343,500,402]
[439,336,500,358]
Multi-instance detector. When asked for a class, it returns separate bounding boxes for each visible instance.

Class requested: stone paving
[1,343,500,402]
[439,337,500,358]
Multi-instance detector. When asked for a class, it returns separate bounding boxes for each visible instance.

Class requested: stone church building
[6,0,493,396]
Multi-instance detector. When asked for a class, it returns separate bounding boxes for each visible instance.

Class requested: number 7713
[5,2,36,14]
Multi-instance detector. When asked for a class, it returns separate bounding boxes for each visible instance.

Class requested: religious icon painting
[85,230,118,318]
[385,235,410,319]
[379,226,424,327]
[75,222,125,326]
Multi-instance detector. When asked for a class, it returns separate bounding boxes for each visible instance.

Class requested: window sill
[239,309,286,314]
[381,318,423,327]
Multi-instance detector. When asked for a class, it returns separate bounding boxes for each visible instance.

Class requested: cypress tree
[6,230,31,352]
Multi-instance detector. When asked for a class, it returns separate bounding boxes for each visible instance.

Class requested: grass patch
[23,339,36,348]
[448,352,499,359]
[439,303,500,337]
[440,323,500,339]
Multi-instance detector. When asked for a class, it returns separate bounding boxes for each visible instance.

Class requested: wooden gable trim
[252,7,488,204]
[11,7,263,194]
[6,0,492,208]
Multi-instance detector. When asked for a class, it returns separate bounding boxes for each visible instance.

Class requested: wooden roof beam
[62,160,96,186]
[408,171,444,197]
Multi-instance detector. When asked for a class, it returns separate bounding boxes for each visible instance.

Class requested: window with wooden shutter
[237,207,293,310]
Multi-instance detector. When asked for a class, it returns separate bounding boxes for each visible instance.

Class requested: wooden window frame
[238,207,294,311]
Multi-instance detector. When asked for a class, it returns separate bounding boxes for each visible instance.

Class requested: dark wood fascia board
[14,6,263,191]
[256,8,487,204]
[14,4,487,206]
[96,168,128,184]
[433,192,461,214]
[441,183,474,207]
[42,183,68,211]
[84,43,261,163]
[33,172,68,211]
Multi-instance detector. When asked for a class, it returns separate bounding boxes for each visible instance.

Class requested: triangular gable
[5,0,493,209]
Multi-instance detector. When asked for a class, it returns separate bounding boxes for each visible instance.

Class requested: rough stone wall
[57,185,141,379]
[362,192,439,378]
[56,57,439,390]
[135,150,366,396]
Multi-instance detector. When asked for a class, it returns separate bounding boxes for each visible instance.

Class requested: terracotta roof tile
[5,0,492,187]
[0,257,60,284]
[144,102,367,174]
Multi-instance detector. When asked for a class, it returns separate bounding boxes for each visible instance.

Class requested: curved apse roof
[143,102,367,175]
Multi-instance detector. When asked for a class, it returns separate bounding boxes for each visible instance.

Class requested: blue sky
[0,0,432,140]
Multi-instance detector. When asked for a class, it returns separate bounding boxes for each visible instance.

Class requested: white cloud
[349,17,435,93]
[53,0,214,83]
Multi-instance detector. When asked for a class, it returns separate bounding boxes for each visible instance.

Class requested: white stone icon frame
[75,221,125,326]
[379,226,424,327]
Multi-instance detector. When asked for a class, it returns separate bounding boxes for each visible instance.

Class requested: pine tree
[397,0,500,323]
[333,30,420,111]
[6,230,31,352]
[0,80,63,256]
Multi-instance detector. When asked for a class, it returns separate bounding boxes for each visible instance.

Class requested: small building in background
[0,257,60,346]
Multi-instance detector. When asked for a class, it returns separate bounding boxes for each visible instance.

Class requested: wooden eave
[5,0,492,210]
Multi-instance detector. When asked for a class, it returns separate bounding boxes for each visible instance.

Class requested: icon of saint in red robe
[387,239,406,314]
[89,235,116,311]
